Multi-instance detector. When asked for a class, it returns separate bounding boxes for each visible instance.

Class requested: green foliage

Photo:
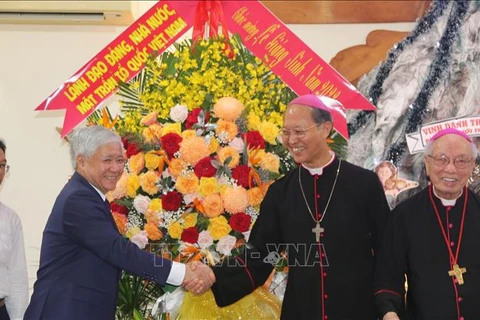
[116,272,164,320]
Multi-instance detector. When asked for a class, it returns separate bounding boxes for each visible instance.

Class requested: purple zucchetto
[288,94,331,113]
[430,128,472,142]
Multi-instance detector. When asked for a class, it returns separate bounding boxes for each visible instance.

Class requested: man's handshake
[182,261,216,295]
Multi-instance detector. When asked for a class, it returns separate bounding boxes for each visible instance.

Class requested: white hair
[69,126,122,169]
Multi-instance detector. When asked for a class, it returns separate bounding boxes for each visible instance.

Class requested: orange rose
[140,111,158,126]
[202,193,224,218]
[140,171,160,195]
[260,152,280,173]
[112,212,128,235]
[247,187,263,206]
[128,152,145,175]
[217,146,240,168]
[175,172,199,195]
[144,222,163,240]
[142,124,163,144]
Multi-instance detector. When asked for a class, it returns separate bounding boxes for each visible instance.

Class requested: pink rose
[216,235,237,256]
[197,230,214,249]
[170,104,189,123]
[133,195,151,214]
[131,231,149,249]
[229,137,245,153]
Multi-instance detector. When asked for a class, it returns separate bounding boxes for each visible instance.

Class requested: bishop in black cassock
[375,185,480,319]
[375,128,480,320]
[211,94,390,319]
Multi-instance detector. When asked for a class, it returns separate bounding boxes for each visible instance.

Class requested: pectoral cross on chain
[448,264,467,285]
[312,222,324,242]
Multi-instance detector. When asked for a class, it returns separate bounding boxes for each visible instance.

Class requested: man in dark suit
[25,126,214,320]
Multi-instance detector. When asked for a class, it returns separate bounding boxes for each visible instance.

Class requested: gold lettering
[129,24,152,46]
[93,76,117,99]
[86,61,108,83]
[105,40,133,66]
[76,93,98,115]
[165,17,188,39]
[146,3,176,30]
[148,33,169,51]
[232,7,248,25]
[285,51,312,77]
[264,32,289,67]
[64,77,90,102]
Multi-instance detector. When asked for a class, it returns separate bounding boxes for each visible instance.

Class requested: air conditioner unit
[0,1,137,25]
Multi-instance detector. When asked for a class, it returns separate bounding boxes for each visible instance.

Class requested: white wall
[0,1,414,291]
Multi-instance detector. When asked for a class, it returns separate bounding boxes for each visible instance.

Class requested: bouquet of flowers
[100,35,297,264]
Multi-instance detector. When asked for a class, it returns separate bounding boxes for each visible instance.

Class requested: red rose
[194,157,217,178]
[126,143,141,158]
[229,212,252,232]
[110,203,128,215]
[181,227,199,243]
[232,165,251,188]
[243,131,265,149]
[186,108,210,129]
[162,191,183,211]
[160,133,182,158]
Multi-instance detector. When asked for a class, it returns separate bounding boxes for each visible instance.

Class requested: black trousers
[0,304,10,320]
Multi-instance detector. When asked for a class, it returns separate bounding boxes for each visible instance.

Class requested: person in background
[210,94,391,319]
[24,126,214,320]
[0,139,28,320]
[375,128,480,319]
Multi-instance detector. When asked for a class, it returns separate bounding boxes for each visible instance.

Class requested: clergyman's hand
[383,312,400,320]
[182,261,215,295]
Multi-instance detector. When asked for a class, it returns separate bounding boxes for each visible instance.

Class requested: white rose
[170,104,189,123]
[133,194,151,214]
[229,137,245,153]
[131,231,149,249]
[197,230,214,249]
[216,235,237,256]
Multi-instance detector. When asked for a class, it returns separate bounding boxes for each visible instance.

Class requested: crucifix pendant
[312,222,324,242]
[448,264,467,285]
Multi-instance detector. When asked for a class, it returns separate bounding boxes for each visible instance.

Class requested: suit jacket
[25,172,172,320]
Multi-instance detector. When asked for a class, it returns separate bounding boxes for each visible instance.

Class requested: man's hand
[182,261,215,295]
[383,312,400,320]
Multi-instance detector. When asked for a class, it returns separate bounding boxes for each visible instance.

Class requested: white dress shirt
[91,184,186,285]
[0,202,28,320]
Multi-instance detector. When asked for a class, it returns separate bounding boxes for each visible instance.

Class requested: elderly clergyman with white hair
[375,128,480,319]
[25,126,215,320]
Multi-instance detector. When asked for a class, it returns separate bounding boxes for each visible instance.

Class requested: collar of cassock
[433,186,463,207]
[302,151,335,176]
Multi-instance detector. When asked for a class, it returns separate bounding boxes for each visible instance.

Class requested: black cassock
[375,186,480,319]
[212,156,390,319]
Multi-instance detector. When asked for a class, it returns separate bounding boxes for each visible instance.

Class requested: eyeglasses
[427,155,474,169]
[0,164,10,173]
[281,123,319,139]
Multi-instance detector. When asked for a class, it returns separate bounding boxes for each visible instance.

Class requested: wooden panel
[329,30,410,86]
[261,0,431,24]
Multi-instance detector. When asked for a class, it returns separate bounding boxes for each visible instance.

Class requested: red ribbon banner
[36,1,195,138]
[221,1,376,139]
